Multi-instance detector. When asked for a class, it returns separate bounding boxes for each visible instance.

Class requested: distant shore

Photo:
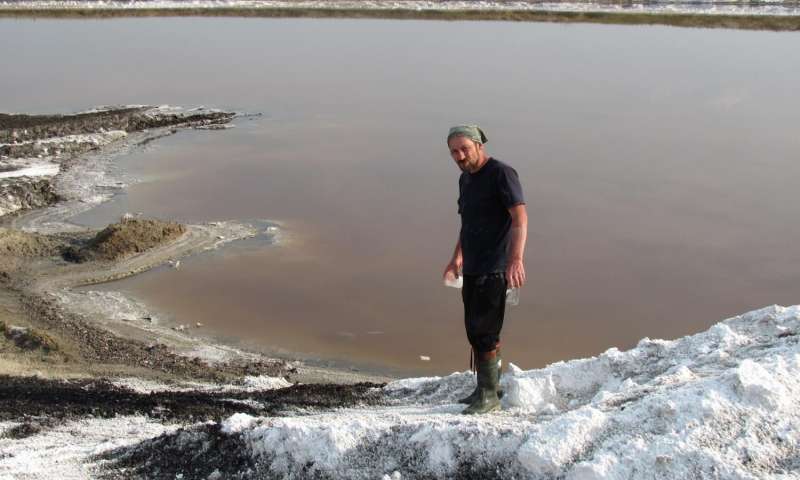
[1,6,799,32]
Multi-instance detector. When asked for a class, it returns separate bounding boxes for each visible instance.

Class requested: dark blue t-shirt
[458,158,525,275]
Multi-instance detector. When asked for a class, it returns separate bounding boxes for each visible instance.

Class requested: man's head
[447,125,489,173]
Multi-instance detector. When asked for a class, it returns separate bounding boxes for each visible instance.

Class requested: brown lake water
[3,18,799,375]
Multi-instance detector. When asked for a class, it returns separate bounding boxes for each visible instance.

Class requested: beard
[458,153,480,173]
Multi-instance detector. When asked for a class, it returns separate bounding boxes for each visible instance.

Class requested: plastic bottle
[443,271,463,289]
[506,287,520,306]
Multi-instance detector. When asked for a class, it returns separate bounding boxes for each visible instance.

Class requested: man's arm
[506,204,527,288]
[443,238,463,280]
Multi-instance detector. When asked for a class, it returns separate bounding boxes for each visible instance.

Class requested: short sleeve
[457,174,465,214]
[497,165,525,209]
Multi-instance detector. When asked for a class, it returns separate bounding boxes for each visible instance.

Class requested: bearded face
[448,135,486,173]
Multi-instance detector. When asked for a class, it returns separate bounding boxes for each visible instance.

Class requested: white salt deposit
[221,413,258,434]
[54,290,153,324]
[0,416,175,480]
[111,374,290,395]
[242,375,292,390]
[34,130,128,147]
[0,162,59,179]
[218,305,800,479]
[74,104,150,114]
[182,343,264,365]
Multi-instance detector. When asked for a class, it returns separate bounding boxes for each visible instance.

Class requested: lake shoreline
[0,105,394,386]
[2,6,799,31]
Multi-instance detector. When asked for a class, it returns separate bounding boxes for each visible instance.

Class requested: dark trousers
[462,273,507,354]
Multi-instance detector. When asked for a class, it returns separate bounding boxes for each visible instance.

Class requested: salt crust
[220,305,800,479]
[1,1,800,16]
[0,162,59,179]
[0,416,176,480]
[112,374,291,395]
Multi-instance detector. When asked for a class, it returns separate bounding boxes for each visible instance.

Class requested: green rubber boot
[462,355,501,415]
[458,350,504,405]
[458,384,480,405]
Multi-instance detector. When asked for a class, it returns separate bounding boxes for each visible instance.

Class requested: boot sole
[462,402,501,415]
[458,389,504,405]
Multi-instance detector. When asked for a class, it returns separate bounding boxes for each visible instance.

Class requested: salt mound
[220,305,800,479]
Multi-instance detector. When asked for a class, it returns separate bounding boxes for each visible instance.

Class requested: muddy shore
[0,105,393,379]
[0,105,393,478]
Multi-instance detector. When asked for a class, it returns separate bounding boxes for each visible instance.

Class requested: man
[442,125,527,415]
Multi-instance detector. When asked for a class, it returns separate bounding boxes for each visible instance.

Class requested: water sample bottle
[506,287,520,306]
[443,271,463,289]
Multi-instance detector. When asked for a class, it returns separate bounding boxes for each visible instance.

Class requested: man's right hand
[444,239,463,282]
[443,260,462,282]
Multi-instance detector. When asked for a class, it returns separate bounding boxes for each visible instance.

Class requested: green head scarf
[447,125,487,145]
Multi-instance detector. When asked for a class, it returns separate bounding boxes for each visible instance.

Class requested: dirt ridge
[0,107,234,144]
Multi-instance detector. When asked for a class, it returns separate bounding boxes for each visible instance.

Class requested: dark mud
[0,375,383,426]
[98,423,260,480]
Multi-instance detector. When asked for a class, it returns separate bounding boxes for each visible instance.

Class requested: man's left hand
[506,259,526,288]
